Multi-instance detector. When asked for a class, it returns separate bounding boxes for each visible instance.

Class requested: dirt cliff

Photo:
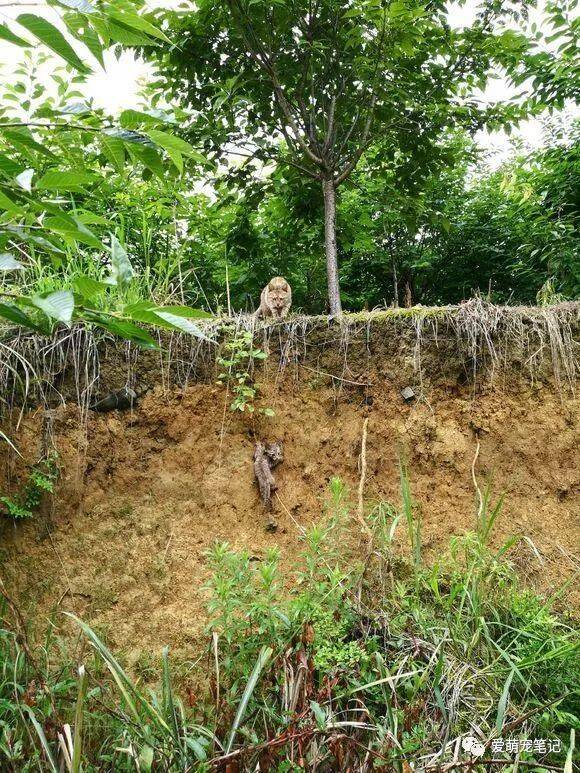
[0,305,578,667]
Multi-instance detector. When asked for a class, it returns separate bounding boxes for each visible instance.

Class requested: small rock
[91,386,137,412]
[400,386,415,403]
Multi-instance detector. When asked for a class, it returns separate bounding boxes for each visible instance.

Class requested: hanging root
[0,300,577,426]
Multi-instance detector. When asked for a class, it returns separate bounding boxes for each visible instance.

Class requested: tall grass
[0,475,577,771]
[0,232,196,314]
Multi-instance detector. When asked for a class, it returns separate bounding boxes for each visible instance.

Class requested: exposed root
[0,302,577,423]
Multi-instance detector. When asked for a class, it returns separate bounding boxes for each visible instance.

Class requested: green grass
[0,473,577,771]
[0,242,189,314]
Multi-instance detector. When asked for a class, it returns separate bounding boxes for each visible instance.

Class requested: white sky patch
[0,0,577,168]
[84,50,154,113]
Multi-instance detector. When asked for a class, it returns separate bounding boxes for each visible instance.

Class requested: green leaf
[37,169,98,191]
[71,665,87,773]
[310,701,327,730]
[100,135,125,173]
[185,736,207,761]
[0,153,22,177]
[108,235,135,286]
[32,290,75,324]
[119,108,174,128]
[4,226,66,254]
[123,300,167,326]
[0,23,31,47]
[84,312,159,348]
[66,613,170,728]
[104,5,171,43]
[44,216,103,249]
[51,0,96,14]
[0,190,22,212]
[0,253,25,270]
[24,707,59,773]
[129,145,165,179]
[75,210,110,226]
[495,668,515,735]
[154,305,212,319]
[145,129,207,162]
[0,302,45,333]
[107,20,159,46]
[166,148,183,175]
[123,302,212,340]
[62,11,104,67]
[161,646,179,743]
[154,310,213,340]
[2,127,56,160]
[72,275,109,301]
[225,647,272,754]
[16,14,91,74]
[103,128,155,147]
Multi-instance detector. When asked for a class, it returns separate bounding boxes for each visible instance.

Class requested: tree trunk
[322,178,342,316]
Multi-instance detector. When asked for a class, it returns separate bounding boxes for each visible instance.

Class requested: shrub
[0,453,58,519]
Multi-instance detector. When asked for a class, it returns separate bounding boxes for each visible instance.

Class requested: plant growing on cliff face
[216,326,274,416]
[0,453,58,519]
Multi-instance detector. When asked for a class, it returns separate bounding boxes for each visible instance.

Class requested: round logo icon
[462,736,486,757]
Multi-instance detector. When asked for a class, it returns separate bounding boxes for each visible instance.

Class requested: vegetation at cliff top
[0,0,577,344]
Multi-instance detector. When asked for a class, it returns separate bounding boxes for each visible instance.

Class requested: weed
[216,326,274,416]
[0,453,58,519]
[0,475,577,771]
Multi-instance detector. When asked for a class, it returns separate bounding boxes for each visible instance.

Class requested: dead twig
[356,417,373,544]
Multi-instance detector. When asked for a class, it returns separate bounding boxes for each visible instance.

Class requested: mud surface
[1,367,578,665]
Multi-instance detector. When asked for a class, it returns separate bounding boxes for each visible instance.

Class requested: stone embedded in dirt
[90,387,137,412]
[401,386,416,403]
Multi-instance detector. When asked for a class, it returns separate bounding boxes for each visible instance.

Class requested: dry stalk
[471,438,483,524]
[356,417,373,544]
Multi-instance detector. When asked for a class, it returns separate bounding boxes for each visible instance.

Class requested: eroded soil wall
[0,309,578,664]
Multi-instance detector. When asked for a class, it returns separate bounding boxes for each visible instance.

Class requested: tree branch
[226,0,325,169]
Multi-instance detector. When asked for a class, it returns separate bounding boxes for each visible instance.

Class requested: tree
[151,0,544,313]
[208,123,579,310]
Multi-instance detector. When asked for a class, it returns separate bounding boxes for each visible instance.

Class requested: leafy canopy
[152,0,539,182]
[0,0,212,343]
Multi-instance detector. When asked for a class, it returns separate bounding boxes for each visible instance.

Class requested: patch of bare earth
[0,371,578,669]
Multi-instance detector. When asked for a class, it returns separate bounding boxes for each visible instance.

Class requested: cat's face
[265,441,284,464]
[267,278,290,313]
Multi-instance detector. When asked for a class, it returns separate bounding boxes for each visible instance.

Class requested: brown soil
[1,364,578,666]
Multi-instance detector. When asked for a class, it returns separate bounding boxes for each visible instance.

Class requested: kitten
[253,440,284,530]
